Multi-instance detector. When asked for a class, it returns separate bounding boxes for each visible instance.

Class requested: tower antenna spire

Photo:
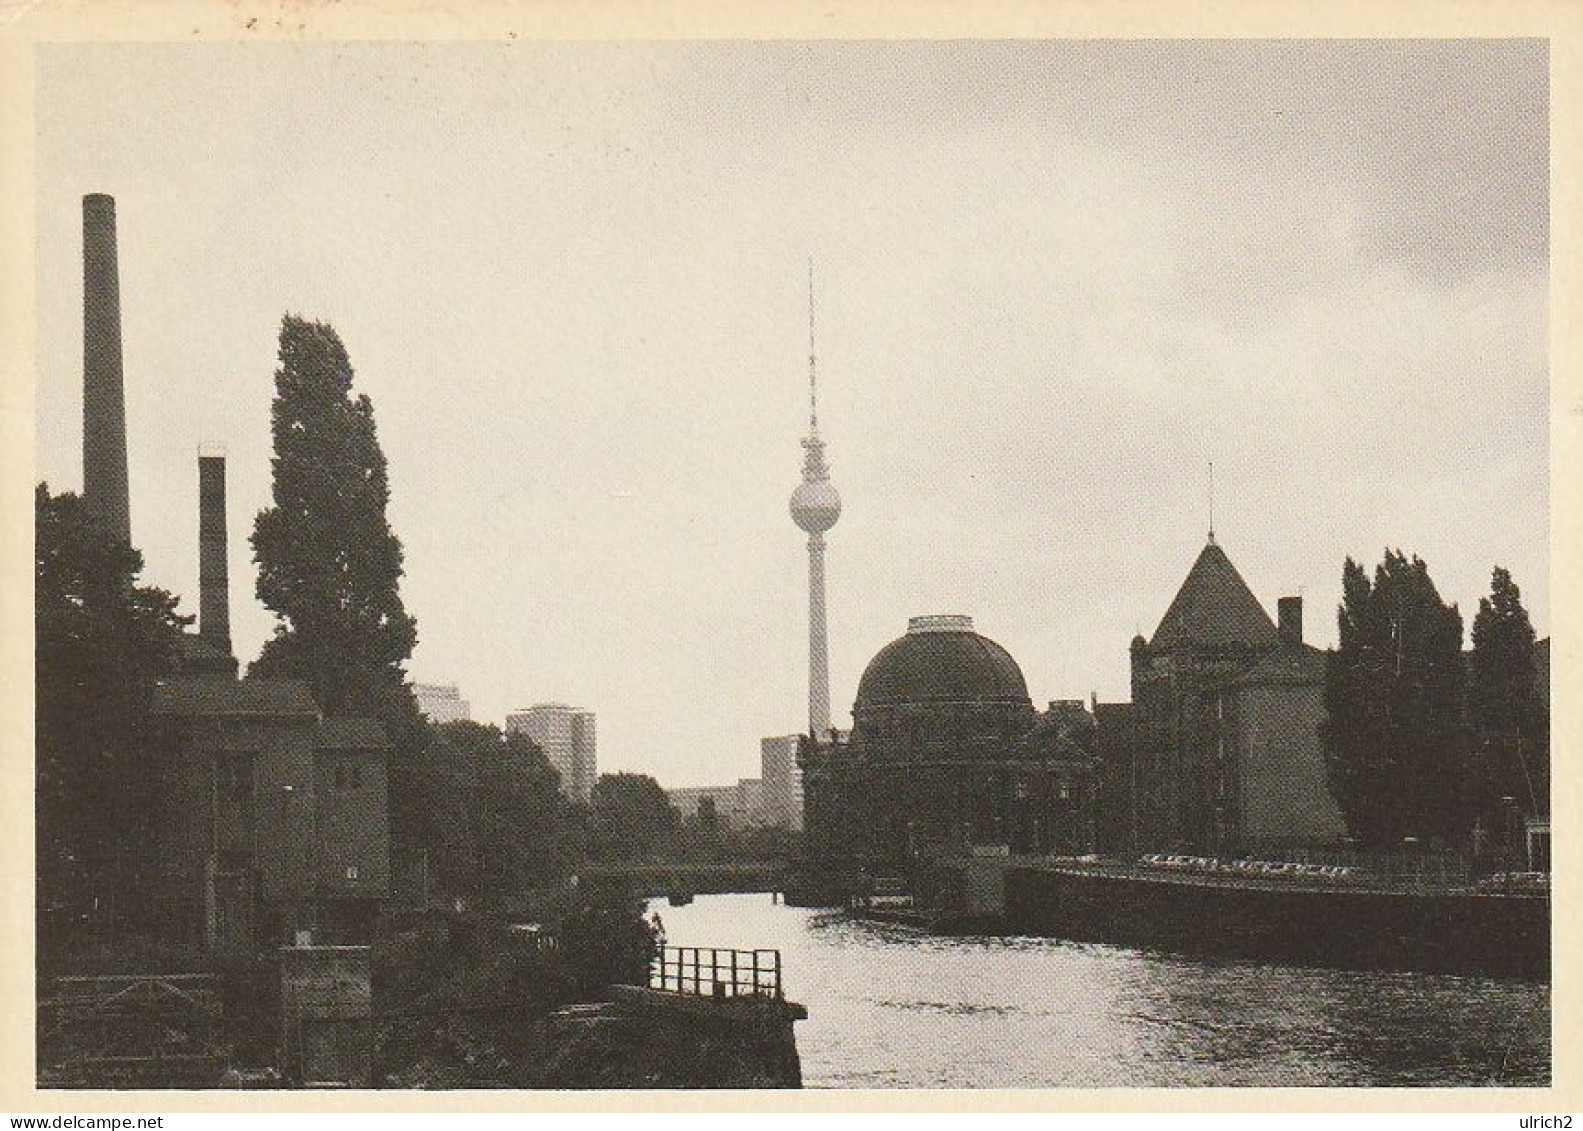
[807,256,818,434]
[1208,460,1216,544]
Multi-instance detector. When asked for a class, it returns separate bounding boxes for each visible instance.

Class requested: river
[645,892,1549,1088]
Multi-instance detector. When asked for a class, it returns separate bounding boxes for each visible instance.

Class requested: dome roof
[855,615,1031,710]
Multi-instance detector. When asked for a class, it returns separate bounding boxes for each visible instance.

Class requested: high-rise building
[413,683,472,725]
[788,263,841,740]
[506,703,597,804]
[760,735,804,830]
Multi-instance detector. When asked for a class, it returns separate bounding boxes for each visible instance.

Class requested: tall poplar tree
[1469,566,1547,817]
[1322,550,1471,849]
[250,315,428,853]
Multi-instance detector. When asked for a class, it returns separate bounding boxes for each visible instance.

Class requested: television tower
[788,262,841,738]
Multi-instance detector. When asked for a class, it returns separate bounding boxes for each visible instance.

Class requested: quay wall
[536,987,805,1088]
[1001,864,1549,979]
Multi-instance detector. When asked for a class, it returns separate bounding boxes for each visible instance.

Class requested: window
[345,866,360,882]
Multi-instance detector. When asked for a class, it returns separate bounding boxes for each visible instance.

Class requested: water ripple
[651,894,1550,1089]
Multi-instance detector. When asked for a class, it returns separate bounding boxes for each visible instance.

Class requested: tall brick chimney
[82,193,130,544]
[198,450,231,654]
[1277,595,1303,647]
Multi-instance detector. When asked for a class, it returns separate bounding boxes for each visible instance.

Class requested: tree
[249,315,428,855]
[250,315,417,709]
[419,721,576,902]
[1322,550,1470,850]
[555,887,658,1000]
[677,796,724,863]
[1469,567,1547,819]
[35,484,188,921]
[588,773,681,862]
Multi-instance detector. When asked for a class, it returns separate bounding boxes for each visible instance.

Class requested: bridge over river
[581,861,781,899]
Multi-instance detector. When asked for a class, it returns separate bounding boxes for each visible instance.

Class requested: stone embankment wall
[1001,864,1549,979]
[535,987,805,1088]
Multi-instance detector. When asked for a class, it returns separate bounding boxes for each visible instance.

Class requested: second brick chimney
[198,450,231,654]
[1277,595,1303,647]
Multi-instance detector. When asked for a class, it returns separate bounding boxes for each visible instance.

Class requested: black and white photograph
[4,2,1571,1111]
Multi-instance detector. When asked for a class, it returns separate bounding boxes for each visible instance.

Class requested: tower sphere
[790,478,841,533]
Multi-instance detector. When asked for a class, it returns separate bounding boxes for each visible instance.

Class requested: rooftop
[1150,540,1278,651]
[152,675,320,719]
[316,716,392,750]
[856,617,1030,709]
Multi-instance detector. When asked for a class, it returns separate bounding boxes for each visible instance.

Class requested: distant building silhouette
[668,785,738,823]
[760,735,804,830]
[668,778,771,828]
[507,703,596,804]
[413,682,472,725]
[666,735,815,832]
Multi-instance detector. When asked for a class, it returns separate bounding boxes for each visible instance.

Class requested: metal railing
[1025,853,1526,897]
[649,946,782,1000]
[38,974,227,1088]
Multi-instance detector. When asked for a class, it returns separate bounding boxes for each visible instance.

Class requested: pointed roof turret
[1150,540,1278,650]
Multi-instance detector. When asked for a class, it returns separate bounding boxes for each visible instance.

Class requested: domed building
[799,615,1097,879]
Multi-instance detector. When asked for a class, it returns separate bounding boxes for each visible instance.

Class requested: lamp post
[1500,794,1518,892]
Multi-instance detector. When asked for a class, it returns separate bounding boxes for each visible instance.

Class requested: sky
[34,40,1548,789]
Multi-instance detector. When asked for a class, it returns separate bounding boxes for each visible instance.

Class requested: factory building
[76,193,393,950]
[149,452,394,949]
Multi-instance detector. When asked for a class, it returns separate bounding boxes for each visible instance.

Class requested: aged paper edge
[0,0,1576,1113]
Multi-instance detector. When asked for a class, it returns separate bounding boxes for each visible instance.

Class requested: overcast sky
[35,40,1548,788]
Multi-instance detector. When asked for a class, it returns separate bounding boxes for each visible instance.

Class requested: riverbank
[825,855,1549,979]
[37,899,805,1089]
